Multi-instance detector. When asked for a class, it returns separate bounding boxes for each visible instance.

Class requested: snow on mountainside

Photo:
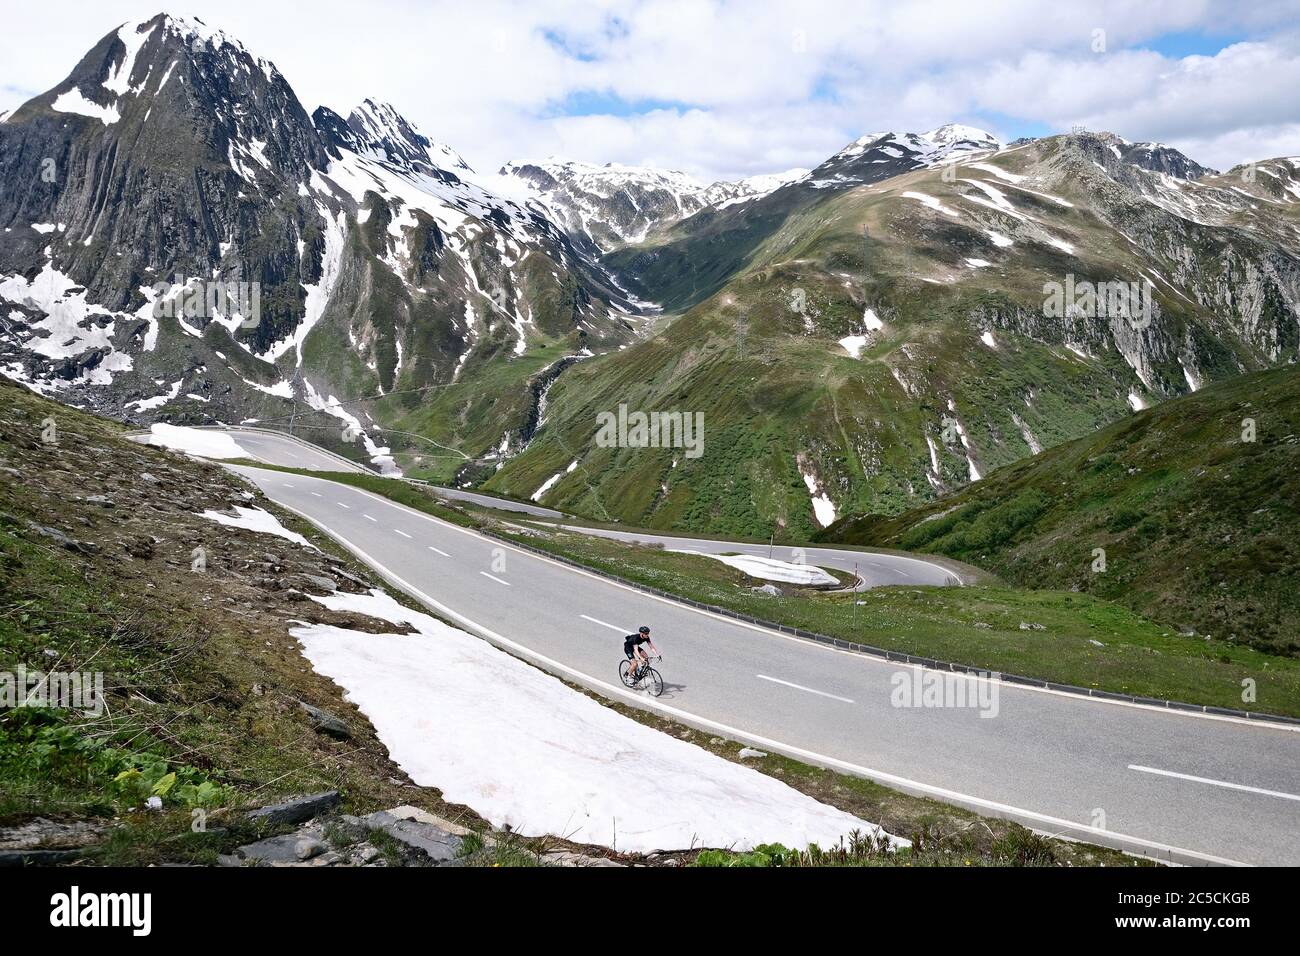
[701,169,811,209]
[495,127,1300,536]
[801,124,1001,189]
[1,13,330,391]
[0,13,639,475]
[499,158,807,252]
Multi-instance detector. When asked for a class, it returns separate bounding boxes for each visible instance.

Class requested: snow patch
[51,88,120,125]
[293,588,896,853]
[146,423,247,460]
[128,379,183,412]
[798,460,837,528]
[838,335,867,359]
[673,552,838,587]
[531,461,577,501]
[902,191,961,217]
[197,505,316,550]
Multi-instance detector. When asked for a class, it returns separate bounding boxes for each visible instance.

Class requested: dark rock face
[0,14,637,463]
[245,790,341,826]
[0,14,328,336]
[1066,131,1215,184]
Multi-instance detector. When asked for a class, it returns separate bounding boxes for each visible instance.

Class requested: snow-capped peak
[158,14,282,82]
[923,124,998,149]
[499,158,810,249]
[346,98,472,173]
[505,158,706,197]
[800,123,1001,189]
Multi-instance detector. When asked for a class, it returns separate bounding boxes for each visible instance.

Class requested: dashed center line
[756,674,854,704]
[337,502,350,509]
[427,546,449,557]
[394,529,412,539]
[479,571,510,586]
[1129,765,1300,803]
[580,614,626,633]
[311,492,322,498]
[363,514,377,522]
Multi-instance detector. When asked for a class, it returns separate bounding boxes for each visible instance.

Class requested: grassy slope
[483,137,1266,537]
[600,184,816,312]
[0,380,538,863]
[819,364,1300,658]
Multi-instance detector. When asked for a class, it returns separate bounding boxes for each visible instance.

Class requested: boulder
[245,790,340,827]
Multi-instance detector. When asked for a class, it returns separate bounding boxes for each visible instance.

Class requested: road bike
[619,654,664,697]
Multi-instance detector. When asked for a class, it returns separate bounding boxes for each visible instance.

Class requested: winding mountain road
[201,430,1299,866]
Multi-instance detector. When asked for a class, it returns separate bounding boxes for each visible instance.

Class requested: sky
[2,0,1299,182]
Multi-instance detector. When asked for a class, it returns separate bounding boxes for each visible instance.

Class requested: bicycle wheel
[619,659,636,687]
[644,667,664,697]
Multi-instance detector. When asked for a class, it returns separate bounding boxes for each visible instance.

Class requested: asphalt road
[214,427,951,585]
[214,427,567,518]
[225,459,1300,866]
[535,523,962,589]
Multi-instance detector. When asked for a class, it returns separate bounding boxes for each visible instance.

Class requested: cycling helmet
[638,626,650,634]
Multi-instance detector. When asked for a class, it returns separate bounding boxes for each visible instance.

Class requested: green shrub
[0,707,233,812]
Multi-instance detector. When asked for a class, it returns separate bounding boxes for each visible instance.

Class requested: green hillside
[818,364,1300,655]
[482,134,1294,537]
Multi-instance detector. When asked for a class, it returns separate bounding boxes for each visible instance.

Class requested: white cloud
[1,0,1298,180]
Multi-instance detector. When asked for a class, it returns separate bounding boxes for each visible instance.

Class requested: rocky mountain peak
[498,158,808,251]
[338,98,472,175]
[801,124,1001,189]
[1072,131,1215,180]
[922,123,1000,150]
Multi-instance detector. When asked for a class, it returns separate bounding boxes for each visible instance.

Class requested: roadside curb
[488,528,1300,729]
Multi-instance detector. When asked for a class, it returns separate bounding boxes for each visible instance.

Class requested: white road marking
[337,502,350,509]
[756,674,854,704]
[282,483,295,489]
[394,529,412,539]
[580,614,626,633]
[311,492,322,498]
[427,546,449,557]
[1129,765,1300,803]
[363,514,377,522]
[480,571,510,586]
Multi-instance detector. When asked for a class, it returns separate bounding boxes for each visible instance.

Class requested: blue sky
[3,1,1299,180]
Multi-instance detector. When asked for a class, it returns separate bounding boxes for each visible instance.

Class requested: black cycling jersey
[624,633,649,648]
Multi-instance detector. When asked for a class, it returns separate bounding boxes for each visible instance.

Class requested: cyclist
[623,625,660,679]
